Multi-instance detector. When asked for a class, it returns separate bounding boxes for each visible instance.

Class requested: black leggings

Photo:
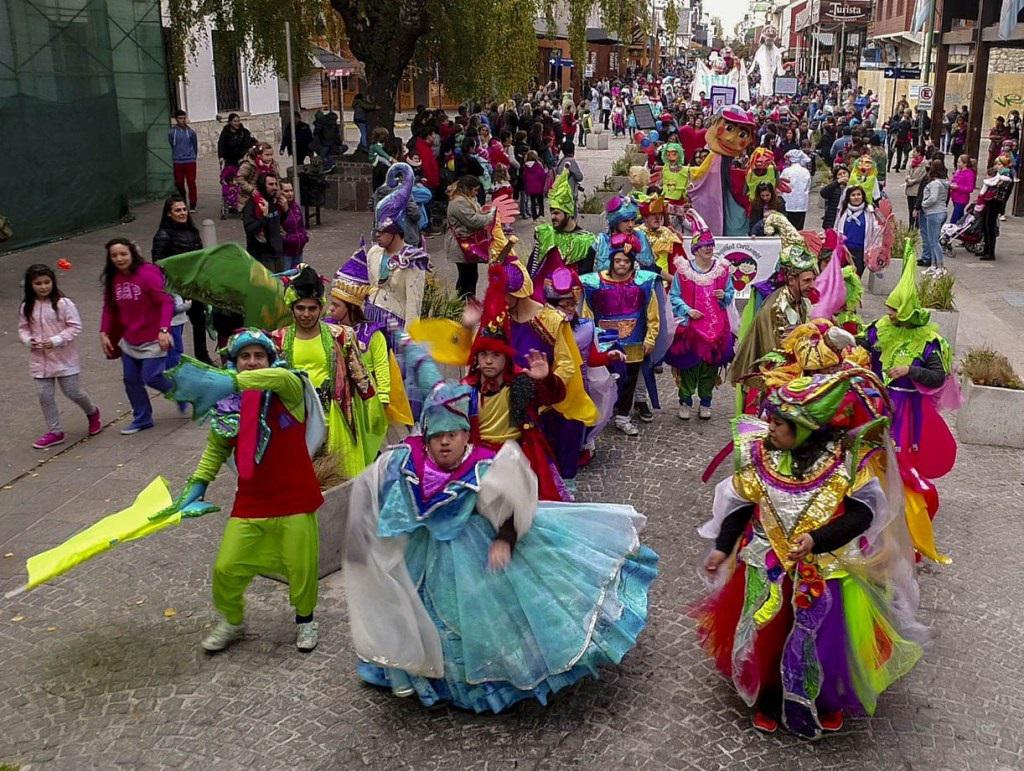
[983,200,1003,257]
[456,262,480,299]
[185,301,212,364]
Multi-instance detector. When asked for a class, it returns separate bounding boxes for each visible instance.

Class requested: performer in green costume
[527,170,598,296]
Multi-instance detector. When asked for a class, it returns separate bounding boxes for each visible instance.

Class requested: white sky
[712,4,752,35]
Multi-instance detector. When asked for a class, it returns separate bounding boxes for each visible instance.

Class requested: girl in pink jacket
[19,264,102,449]
[949,155,977,225]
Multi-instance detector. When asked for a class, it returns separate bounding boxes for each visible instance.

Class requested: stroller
[219,164,241,219]
[939,196,987,258]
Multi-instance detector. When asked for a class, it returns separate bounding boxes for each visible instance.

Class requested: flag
[1001,0,1024,40]
[911,0,933,33]
[5,477,179,597]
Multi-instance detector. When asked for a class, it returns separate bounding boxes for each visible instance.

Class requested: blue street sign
[883,66,922,80]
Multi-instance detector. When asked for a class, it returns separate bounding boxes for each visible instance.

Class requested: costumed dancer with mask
[159,329,326,653]
[593,195,657,273]
[637,195,683,280]
[696,370,925,737]
[861,245,959,564]
[527,169,598,291]
[539,267,623,478]
[342,339,658,713]
[366,163,431,332]
[731,244,819,412]
[272,266,385,479]
[665,231,736,421]
[581,233,670,437]
[328,243,415,450]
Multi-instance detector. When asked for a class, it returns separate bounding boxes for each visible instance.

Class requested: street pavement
[1,137,1023,770]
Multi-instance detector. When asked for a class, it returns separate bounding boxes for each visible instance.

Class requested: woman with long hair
[445,175,494,298]
[948,154,977,225]
[99,238,176,434]
[834,186,882,277]
[918,159,950,274]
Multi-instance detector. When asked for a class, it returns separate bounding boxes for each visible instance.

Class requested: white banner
[702,237,783,299]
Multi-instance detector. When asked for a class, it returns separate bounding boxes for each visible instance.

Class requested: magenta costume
[664,257,737,370]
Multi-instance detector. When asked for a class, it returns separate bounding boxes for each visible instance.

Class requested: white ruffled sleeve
[342,451,444,677]
[476,442,539,539]
[697,476,750,541]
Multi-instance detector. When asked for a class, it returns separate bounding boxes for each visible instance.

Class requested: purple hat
[719,104,756,127]
[691,230,716,253]
[331,239,373,304]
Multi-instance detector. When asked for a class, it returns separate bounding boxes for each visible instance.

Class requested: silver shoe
[296,620,319,652]
[201,620,245,652]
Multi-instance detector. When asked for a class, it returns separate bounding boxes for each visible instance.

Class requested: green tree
[664,0,680,42]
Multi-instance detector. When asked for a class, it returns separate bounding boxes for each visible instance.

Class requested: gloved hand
[150,479,220,521]
[164,356,238,418]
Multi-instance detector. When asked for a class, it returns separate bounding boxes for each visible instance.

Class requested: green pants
[212,513,319,625]
[676,363,717,407]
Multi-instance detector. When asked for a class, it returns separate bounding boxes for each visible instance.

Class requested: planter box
[867,260,901,296]
[957,376,1024,448]
[606,175,631,194]
[264,479,352,583]
[591,190,618,208]
[929,309,959,351]
[588,132,609,150]
[576,213,606,233]
[323,161,373,211]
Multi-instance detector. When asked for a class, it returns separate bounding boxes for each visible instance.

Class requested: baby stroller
[219,164,241,219]
[939,197,986,258]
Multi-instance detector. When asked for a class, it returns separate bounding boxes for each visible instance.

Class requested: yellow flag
[20,477,178,593]
[903,489,952,565]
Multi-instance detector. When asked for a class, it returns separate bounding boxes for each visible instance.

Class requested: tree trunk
[331,0,430,136]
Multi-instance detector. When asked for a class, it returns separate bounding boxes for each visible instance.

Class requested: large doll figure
[751,27,785,97]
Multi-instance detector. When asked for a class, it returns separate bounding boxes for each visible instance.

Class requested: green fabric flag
[160,243,291,330]
[886,239,930,327]
[8,477,178,596]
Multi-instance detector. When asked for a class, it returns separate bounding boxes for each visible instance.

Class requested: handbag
[451,225,492,263]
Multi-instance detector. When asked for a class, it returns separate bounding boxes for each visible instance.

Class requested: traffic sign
[918,85,934,109]
[883,66,922,80]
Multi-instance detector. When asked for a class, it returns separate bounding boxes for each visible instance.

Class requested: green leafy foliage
[962,347,1024,390]
[892,222,920,263]
[918,272,956,311]
[421,275,466,321]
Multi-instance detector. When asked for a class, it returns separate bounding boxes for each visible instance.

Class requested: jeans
[529,194,544,219]
[950,202,966,225]
[121,353,172,427]
[921,212,947,266]
[165,325,185,369]
[186,301,212,363]
[356,121,368,151]
[36,374,96,433]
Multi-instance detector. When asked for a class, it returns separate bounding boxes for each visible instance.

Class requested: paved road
[1,141,1023,769]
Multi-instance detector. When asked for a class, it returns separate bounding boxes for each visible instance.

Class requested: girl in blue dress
[342,341,658,713]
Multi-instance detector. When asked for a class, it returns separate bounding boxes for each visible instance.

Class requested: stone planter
[264,478,351,583]
[588,132,610,150]
[576,213,606,233]
[323,160,373,211]
[957,376,1024,448]
[929,309,959,351]
[591,190,618,208]
[867,260,901,296]
[605,175,631,194]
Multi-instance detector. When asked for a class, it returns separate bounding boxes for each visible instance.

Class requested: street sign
[918,85,934,109]
[818,70,830,85]
[829,67,839,83]
[883,66,922,80]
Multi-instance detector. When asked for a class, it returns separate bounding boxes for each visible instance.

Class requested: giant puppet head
[748,146,776,173]
[706,105,757,158]
[708,50,727,75]
[760,26,780,49]
[721,47,736,71]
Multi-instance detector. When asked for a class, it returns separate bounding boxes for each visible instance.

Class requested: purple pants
[121,354,171,428]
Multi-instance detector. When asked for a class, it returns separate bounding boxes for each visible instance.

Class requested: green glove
[149,479,220,521]
[164,356,238,418]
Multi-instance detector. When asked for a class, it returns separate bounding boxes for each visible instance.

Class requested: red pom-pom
[56,259,72,271]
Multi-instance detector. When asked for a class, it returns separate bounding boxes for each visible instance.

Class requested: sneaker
[979,254,995,261]
[296,620,319,652]
[614,415,639,436]
[201,620,245,652]
[120,421,153,435]
[698,405,712,420]
[677,404,692,420]
[32,431,65,450]
[87,409,103,436]
[1000,214,1007,221]
[752,711,778,733]
[634,401,654,423]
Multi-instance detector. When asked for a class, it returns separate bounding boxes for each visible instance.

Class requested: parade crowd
[17,39,994,738]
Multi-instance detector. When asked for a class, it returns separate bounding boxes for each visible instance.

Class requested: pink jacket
[522,160,548,196]
[19,297,84,378]
[100,263,174,345]
[949,167,977,205]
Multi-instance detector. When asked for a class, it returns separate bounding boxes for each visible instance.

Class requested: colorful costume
[696,372,924,738]
[745,147,779,204]
[273,267,385,480]
[365,163,430,330]
[163,329,326,651]
[848,155,882,204]
[862,251,959,564]
[593,196,657,272]
[660,143,690,206]
[637,195,684,276]
[528,170,597,290]
[342,345,658,713]
[665,232,736,412]
[581,237,671,424]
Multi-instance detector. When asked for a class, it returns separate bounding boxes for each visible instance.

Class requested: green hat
[547,170,576,217]
[779,244,818,275]
[765,373,853,446]
[886,238,930,326]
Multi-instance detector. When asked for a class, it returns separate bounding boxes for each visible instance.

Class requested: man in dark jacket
[242,173,284,272]
[280,111,313,166]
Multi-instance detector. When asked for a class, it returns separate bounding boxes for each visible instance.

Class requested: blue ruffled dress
[356,443,658,713]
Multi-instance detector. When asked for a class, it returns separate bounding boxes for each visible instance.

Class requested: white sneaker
[296,620,319,652]
[677,404,692,420]
[614,415,640,436]
[201,620,245,652]
[698,405,712,420]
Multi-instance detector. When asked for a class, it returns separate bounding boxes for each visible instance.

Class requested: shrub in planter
[919,272,958,349]
[579,193,605,215]
[957,347,1024,448]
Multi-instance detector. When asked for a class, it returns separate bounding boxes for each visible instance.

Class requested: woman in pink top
[99,238,175,434]
[949,154,977,225]
[19,264,102,449]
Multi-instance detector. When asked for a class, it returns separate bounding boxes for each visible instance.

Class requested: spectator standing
[779,150,811,229]
[904,146,928,229]
[819,164,849,229]
[242,173,285,272]
[169,110,199,210]
[521,151,548,220]
[353,93,377,153]
[279,180,309,270]
[280,111,313,166]
[918,160,950,273]
[217,113,255,170]
[948,155,977,225]
[445,175,494,298]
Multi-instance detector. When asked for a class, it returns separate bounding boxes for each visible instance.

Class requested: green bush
[580,193,605,214]
[918,271,955,311]
[892,223,921,263]
[610,156,631,176]
[961,347,1024,390]
[420,275,465,321]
